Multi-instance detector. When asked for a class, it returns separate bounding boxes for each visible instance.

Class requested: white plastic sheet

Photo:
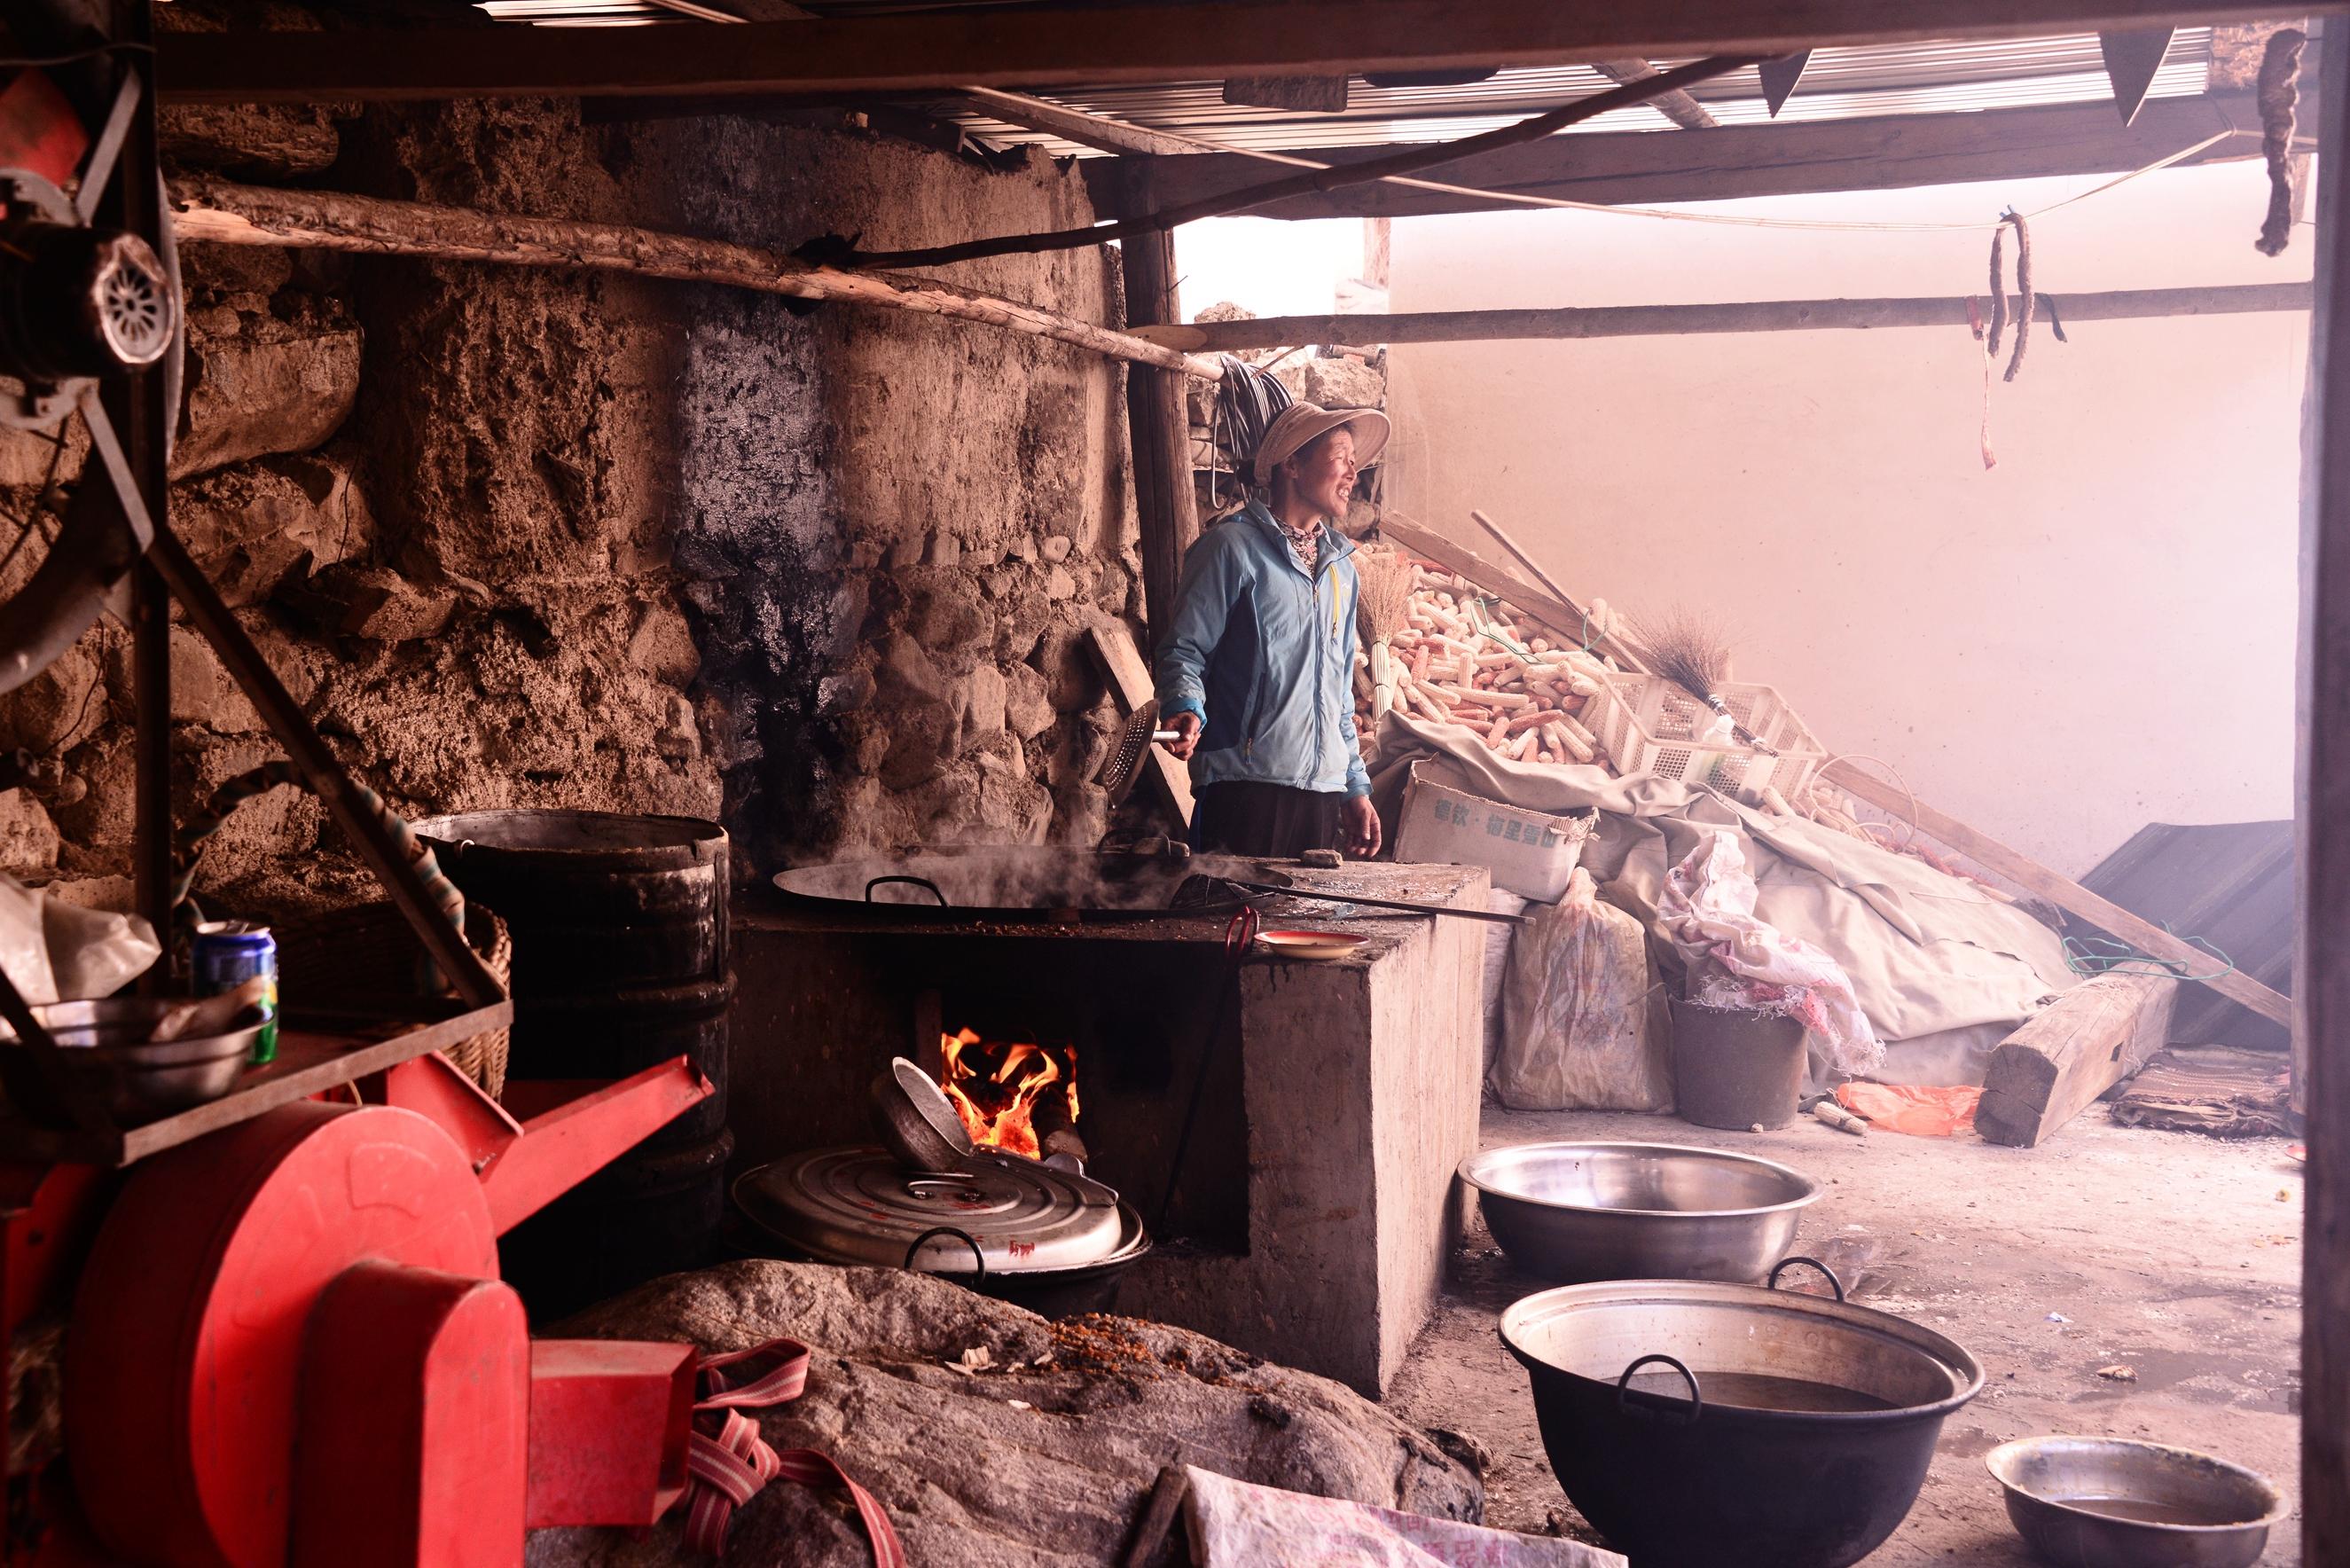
[0,877,161,1006]
[1657,831,1882,1078]
[1179,1466,1624,1568]
[1492,868,1672,1111]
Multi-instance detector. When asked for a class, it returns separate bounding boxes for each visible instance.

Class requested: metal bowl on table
[1461,1140,1821,1283]
[0,998,258,1121]
[1986,1437,2290,1568]
[1501,1259,1984,1568]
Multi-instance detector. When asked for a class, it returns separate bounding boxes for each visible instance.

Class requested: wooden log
[1977,974,2178,1147]
[1118,178,1201,641]
[1084,623,1194,828]
[1821,761,2295,1029]
[155,0,2291,105]
[1130,283,2315,353]
[166,176,1227,383]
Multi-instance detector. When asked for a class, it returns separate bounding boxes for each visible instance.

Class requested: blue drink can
[193,921,278,1064]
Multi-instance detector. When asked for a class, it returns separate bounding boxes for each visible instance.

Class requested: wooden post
[2303,23,2350,1566]
[1119,166,1200,649]
[1976,975,2177,1148]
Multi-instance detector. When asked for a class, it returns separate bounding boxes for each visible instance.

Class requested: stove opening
[936,1026,1083,1162]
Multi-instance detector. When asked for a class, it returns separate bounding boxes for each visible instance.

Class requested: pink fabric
[677,1338,905,1566]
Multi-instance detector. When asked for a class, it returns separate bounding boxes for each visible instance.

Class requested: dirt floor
[1384,1102,2305,1564]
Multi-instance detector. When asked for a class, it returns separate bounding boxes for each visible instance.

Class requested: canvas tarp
[1371,713,2076,1085]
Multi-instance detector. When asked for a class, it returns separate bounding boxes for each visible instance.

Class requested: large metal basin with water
[1461,1141,1820,1282]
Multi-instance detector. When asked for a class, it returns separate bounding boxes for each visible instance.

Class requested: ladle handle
[1768,1255,1847,1301]
[1616,1353,1703,1425]
[905,1225,985,1280]
[866,875,949,906]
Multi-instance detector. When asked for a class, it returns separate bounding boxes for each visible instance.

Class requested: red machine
[5,1052,714,1567]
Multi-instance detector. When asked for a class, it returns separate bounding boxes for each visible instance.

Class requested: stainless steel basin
[1986,1437,2290,1568]
[1461,1141,1821,1283]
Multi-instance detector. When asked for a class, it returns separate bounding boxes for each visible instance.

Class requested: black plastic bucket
[1667,1000,1806,1131]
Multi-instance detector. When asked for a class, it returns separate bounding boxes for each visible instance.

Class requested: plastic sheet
[1835,1081,1983,1137]
[0,878,161,1006]
[1479,890,1530,1074]
[1180,1465,1624,1568]
[1657,831,1883,1078]
[1493,868,1672,1111]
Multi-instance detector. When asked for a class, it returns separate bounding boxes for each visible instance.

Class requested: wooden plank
[155,1,2294,105]
[957,87,1205,158]
[1376,511,1651,672]
[1118,172,1201,641]
[1977,974,2178,1146]
[1118,1466,1192,1568]
[1093,91,2282,221]
[0,1002,513,1167]
[1132,284,2315,352]
[1085,623,1195,828]
[1591,59,1720,129]
[2300,23,2349,1565]
[1821,761,2295,1029]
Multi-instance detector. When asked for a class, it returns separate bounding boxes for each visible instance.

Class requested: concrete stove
[728,857,1490,1394]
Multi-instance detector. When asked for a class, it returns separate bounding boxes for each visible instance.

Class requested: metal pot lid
[733,1145,1138,1274]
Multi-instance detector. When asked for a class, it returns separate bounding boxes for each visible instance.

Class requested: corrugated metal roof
[473,8,2225,154]
[2078,819,2293,1054]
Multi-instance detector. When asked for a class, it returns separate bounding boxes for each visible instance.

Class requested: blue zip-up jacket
[1154,500,1372,799]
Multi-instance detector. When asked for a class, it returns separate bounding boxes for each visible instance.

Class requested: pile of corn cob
[1351,565,1622,771]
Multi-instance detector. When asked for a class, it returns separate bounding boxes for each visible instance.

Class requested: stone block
[305,564,457,643]
[1303,355,1386,412]
[1002,662,1054,740]
[174,451,373,608]
[907,576,988,652]
[956,663,1007,749]
[1040,535,1074,563]
[0,791,59,879]
[874,632,945,706]
[0,649,100,756]
[626,602,701,688]
[173,313,364,479]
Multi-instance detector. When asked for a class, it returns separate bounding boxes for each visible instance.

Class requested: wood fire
[938,1027,1079,1160]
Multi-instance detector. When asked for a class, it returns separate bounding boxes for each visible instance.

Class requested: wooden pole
[1132,284,2316,352]
[1117,169,1201,646]
[2300,23,2350,1564]
[166,176,1226,383]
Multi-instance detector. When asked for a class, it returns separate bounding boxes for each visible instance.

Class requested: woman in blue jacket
[1154,401,1390,858]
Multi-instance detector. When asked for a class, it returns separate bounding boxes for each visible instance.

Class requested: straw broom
[1354,548,1415,727]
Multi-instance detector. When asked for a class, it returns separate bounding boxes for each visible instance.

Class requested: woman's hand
[1161,710,1202,761]
[1343,796,1382,858]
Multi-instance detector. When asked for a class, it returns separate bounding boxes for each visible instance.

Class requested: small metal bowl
[868,1055,974,1172]
[1986,1436,2290,1568]
[1460,1141,1821,1284]
[0,998,259,1121]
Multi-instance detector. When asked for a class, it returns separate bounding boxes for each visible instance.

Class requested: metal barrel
[413,809,731,1315]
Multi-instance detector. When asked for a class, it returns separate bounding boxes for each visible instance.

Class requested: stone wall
[0,56,1140,913]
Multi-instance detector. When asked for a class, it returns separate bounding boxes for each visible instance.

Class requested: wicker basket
[275,902,513,1098]
[1584,674,1826,803]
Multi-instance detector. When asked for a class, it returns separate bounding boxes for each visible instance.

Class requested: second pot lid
[734,1145,1135,1274]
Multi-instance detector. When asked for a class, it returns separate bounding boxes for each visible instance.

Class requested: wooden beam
[957,87,1204,158]
[1118,170,1200,646]
[1976,974,2178,1147]
[1376,512,1651,673]
[1821,761,2295,1029]
[1591,59,1720,129]
[1085,623,1194,828]
[1093,91,2281,221]
[155,1,2295,105]
[166,176,1226,382]
[2301,20,2350,1564]
[1133,285,2315,352]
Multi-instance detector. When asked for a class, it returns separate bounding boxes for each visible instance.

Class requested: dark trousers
[1195,781,1343,858]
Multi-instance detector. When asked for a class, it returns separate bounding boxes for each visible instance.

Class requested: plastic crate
[1583,674,1825,802]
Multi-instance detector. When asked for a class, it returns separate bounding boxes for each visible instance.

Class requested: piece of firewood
[1977,974,2179,1148]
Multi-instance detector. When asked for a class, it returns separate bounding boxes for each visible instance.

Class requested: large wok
[771,845,1279,924]
[1501,1261,1983,1568]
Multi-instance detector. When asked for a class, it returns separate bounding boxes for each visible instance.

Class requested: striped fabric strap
[676,1337,905,1567]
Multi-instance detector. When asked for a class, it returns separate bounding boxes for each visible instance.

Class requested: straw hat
[1252,401,1392,484]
